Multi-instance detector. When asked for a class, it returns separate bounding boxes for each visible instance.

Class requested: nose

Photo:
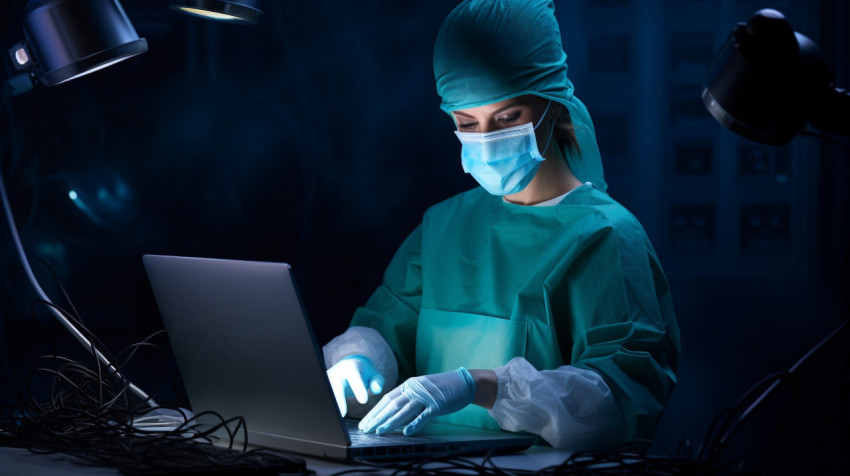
[478,118,501,133]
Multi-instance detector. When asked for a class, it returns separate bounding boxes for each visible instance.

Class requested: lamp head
[7,0,147,89]
[170,0,262,25]
[702,9,835,145]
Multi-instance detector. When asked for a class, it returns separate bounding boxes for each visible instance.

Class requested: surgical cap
[434,0,607,192]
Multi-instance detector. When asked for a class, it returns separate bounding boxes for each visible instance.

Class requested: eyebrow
[454,102,525,118]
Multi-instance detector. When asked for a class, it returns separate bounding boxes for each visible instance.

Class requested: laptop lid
[143,255,535,460]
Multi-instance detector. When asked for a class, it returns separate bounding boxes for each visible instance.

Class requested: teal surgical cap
[434,0,607,192]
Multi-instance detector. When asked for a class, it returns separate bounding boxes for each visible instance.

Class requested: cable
[0,253,307,473]
[753,324,850,474]
[801,128,850,156]
[0,338,309,474]
[36,258,82,322]
[684,323,850,474]
[319,441,714,476]
[708,371,795,464]
[536,441,711,476]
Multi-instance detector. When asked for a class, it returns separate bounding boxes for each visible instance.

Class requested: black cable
[706,372,793,465]
[34,297,157,409]
[801,129,850,156]
[1,349,308,474]
[687,373,788,468]
[30,299,129,402]
[36,257,82,322]
[685,323,850,475]
[535,441,711,476]
[27,296,61,360]
[754,325,850,474]
[113,338,170,402]
[328,468,385,476]
[0,263,308,474]
[481,449,530,476]
[332,440,713,476]
[746,377,802,474]
[693,407,734,462]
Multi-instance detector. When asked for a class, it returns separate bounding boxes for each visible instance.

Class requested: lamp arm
[0,90,155,407]
[809,87,850,138]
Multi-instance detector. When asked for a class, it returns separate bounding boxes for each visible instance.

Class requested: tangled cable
[0,293,308,475]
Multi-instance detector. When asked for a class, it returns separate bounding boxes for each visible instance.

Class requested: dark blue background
[1,0,848,472]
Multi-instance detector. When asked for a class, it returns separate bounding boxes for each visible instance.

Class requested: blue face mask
[454,100,554,196]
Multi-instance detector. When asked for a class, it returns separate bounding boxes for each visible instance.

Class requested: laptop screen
[143,255,350,449]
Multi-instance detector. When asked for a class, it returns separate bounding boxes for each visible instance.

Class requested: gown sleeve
[321,325,400,418]
[323,326,399,390]
[490,357,625,450]
[492,219,679,449]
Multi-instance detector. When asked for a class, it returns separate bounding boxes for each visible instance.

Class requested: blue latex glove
[326,355,385,417]
[358,367,475,436]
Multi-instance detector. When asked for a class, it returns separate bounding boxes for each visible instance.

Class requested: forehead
[452,95,544,116]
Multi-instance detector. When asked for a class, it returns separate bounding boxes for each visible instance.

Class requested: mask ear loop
[539,120,556,156]
[533,100,553,130]
[534,100,555,156]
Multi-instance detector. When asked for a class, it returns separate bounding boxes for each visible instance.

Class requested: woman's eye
[458,122,477,130]
[497,113,521,123]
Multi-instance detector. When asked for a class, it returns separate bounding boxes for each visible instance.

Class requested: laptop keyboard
[345,420,437,445]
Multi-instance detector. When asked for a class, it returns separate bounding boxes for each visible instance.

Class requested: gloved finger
[348,374,370,404]
[368,374,385,395]
[358,389,400,432]
[376,399,423,435]
[359,389,412,433]
[402,407,435,436]
[331,380,348,417]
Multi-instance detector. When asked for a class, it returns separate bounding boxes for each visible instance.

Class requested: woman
[324,0,680,450]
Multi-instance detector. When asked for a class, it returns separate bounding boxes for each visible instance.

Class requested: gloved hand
[326,355,385,417]
[358,367,475,436]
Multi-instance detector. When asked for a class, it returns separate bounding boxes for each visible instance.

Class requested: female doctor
[323,0,680,451]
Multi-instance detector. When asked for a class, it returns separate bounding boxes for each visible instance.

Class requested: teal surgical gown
[350,183,680,443]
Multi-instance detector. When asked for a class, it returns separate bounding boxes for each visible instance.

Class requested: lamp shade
[171,0,262,25]
[21,0,148,87]
[702,9,834,145]
[702,9,850,145]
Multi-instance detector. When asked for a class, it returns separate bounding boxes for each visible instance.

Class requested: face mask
[454,100,554,196]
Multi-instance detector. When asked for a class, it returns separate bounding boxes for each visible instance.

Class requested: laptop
[142,254,535,461]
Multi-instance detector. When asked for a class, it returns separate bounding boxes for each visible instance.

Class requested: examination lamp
[170,0,262,25]
[7,0,147,95]
[702,9,850,145]
[1,0,154,405]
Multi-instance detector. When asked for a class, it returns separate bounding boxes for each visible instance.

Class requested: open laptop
[142,254,535,461]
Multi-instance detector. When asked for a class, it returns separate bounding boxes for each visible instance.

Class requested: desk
[0,445,574,475]
[1,447,119,475]
[303,445,574,474]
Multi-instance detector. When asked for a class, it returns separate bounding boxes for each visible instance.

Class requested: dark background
[1,0,848,473]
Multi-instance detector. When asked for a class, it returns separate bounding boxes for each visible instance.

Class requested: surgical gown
[342,183,680,449]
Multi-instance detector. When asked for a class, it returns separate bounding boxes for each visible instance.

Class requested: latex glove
[358,367,475,436]
[326,355,385,417]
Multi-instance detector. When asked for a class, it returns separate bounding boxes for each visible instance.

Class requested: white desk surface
[0,444,574,475]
